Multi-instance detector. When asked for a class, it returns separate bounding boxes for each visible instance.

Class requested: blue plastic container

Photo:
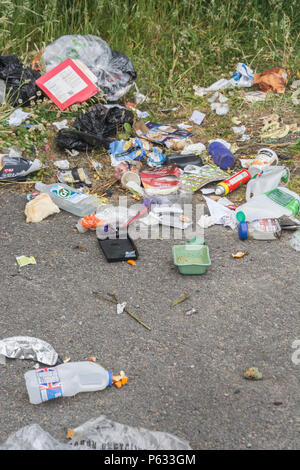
[208,142,235,170]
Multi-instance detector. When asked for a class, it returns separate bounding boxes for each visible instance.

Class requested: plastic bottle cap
[238,221,248,240]
[236,211,246,222]
[108,371,113,386]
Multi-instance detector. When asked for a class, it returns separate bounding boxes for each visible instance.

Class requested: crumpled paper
[25,193,60,223]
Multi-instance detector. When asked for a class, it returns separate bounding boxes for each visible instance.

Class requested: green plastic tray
[173,244,211,275]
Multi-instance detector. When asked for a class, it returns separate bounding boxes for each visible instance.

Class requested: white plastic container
[35,182,102,217]
[24,361,113,404]
[236,187,300,222]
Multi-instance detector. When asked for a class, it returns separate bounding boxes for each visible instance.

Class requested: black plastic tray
[97,235,139,262]
[164,153,203,169]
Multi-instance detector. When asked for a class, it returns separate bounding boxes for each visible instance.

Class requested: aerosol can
[215,169,251,196]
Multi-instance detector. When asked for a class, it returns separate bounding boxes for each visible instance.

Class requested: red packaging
[35,58,99,110]
[140,165,181,190]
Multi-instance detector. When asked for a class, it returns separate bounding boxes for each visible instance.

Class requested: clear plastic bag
[70,415,191,450]
[0,417,191,450]
[42,35,136,101]
[0,424,89,450]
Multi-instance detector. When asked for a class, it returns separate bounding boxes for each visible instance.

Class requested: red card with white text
[36,58,99,110]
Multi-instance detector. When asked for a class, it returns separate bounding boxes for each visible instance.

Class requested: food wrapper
[0,336,59,365]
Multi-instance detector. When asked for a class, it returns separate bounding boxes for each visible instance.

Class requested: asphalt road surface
[0,191,299,449]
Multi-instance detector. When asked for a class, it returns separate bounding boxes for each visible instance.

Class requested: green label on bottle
[265,188,299,215]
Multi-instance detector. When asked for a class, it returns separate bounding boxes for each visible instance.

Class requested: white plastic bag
[246,166,289,201]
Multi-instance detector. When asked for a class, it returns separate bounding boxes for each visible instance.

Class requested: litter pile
[0,35,299,450]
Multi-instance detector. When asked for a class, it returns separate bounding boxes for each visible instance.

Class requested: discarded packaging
[240,148,278,174]
[97,234,139,263]
[197,214,216,228]
[185,308,198,316]
[261,121,290,140]
[245,166,289,200]
[173,244,211,275]
[215,169,251,196]
[244,91,267,102]
[193,62,254,96]
[8,108,31,126]
[211,102,229,115]
[0,416,190,451]
[55,104,134,151]
[253,67,290,94]
[69,415,191,450]
[180,164,229,192]
[0,150,42,182]
[137,121,193,147]
[140,165,181,195]
[236,187,300,222]
[0,54,41,106]
[42,34,137,101]
[113,161,142,181]
[25,193,60,223]
[76,213,105,233]
[0,336,58,366]
[25,361,124,404]
[57,167,92,188]
[147,147,166,167]
[16,256,37,267]
[238,219,281,240]
[117,302,127,314]
[52,120,69,131]
[181,142,206,155]
[54,159,70,170]
[108,138,146,167]
[190,110,206,125]
[208,141,235,170]
[291,80,300,106]
[35,182,102,217]
[36,59,99,110]
[203,196,237,229]
[158,213,192,230]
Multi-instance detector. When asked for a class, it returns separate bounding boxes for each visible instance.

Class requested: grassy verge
[0,0,299,195]
[0,0,299,102]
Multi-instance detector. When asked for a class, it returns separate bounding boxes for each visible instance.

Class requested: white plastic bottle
[24,361,113,404]
[35,182,102,217]
[235,187,300,222]
[238,219,282,240]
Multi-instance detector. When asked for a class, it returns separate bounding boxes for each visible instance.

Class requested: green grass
[0,0,299,189]
[0,0,299,104]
